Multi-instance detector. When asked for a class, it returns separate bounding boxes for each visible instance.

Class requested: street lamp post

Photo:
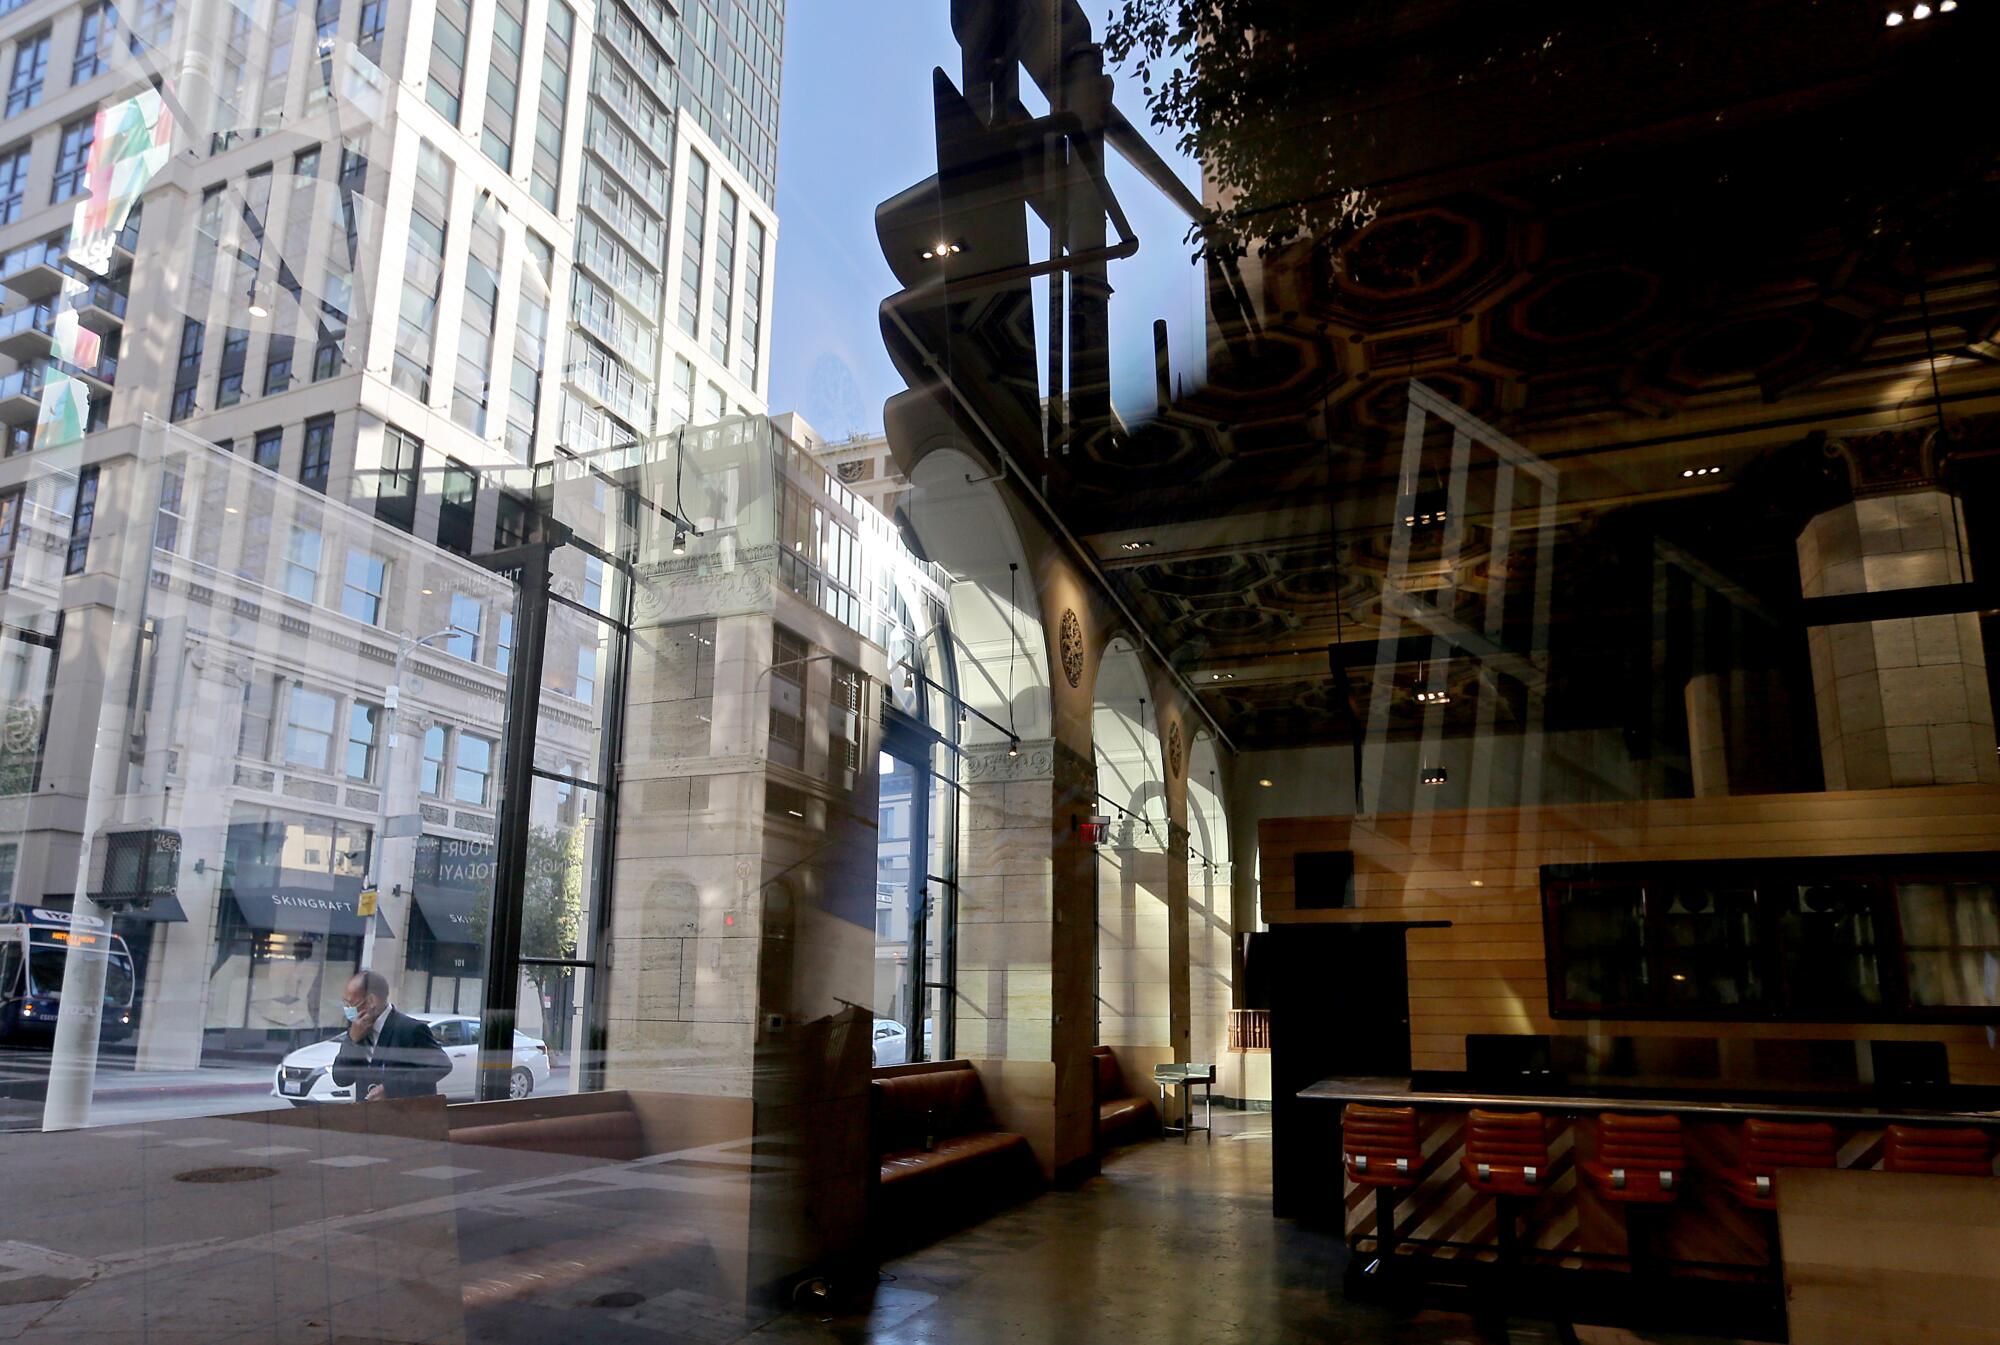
[362,627,457,973]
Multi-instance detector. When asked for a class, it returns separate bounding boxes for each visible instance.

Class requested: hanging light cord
[1913,237,1972,575]
[1007,562,1019,740]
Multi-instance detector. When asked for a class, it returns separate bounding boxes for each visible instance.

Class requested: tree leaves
[1104,0,1378,260]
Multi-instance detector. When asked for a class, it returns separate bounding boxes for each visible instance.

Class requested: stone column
[1798,432,1997,788]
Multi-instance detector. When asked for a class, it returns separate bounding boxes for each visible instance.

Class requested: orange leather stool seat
[1726,1118,1837,1210]
[1343,1103,1422,1189]
[1459,1109,1550,1197]
[1583,1112,1686,1204]
[1883,1125,1993,1176]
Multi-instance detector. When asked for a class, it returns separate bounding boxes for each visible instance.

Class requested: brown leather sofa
[873,1061,1036,1235]
[1093,1046,1159,1150]
[450,1101,647,1161]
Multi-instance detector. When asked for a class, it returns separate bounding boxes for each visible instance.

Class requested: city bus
[0,906,136,1044]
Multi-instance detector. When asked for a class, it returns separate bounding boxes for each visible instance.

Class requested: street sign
[357,887,378,918]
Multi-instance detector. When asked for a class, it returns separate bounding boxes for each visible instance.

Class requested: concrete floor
[0,1103,1753,1344]
[739,1113,1748,1345]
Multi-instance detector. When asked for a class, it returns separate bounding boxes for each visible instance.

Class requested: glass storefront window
[0,5,1995,1339]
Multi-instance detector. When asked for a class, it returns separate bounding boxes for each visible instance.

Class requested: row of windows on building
[239,674,497,807]
[427,0,575,207]
[4,2,112,119]
[209,0,388,154]
[161,459,607,712]
[420,0,767,415]
[0,459,102,584]
[681,0,782,203]
[173,142,371,422]
[0,112,102,222]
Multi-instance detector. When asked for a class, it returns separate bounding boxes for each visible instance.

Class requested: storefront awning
[411,882,485,945]
[105,895,187,923]
[30,894,186,923]
[411,836,492,947]
[227,878,392,939]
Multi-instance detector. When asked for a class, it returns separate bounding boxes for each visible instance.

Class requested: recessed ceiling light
[1886,9,1905,23]
[1470,879,1484,887]
[1912,2,1932,16]
[1121,540,1154,551]
[1258,778,1273,788]
[421,587,434,595]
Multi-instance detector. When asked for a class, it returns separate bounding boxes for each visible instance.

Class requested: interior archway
[1186,733,1235,1069]
[1092,638,1169,1055]
[904,447,1052,746]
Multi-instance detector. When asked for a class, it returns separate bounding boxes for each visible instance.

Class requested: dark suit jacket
[330,1007,451,1100]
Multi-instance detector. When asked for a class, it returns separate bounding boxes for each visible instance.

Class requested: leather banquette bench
[873,1060,1037,1231]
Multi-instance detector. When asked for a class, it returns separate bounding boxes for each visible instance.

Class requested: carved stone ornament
[1059,608,1084,688]
[1167,722,1184,779]
[1823,425,1943,496]
[965,738,1057,783]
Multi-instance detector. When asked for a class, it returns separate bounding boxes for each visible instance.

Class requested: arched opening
[898,447,1056,1064]
[1186,733,1236,1071]
[1092,638,1168,1054]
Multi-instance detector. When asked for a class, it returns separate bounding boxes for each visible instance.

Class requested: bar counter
[1301,1076,2000,1126]
[1301,1076,2000,1282]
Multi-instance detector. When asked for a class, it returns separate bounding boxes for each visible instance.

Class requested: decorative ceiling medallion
[1059,609,1084,688]
[1167,722,1184,779]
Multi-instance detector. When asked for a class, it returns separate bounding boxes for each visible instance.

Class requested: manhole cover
[588,1291,645,1309]
[173,1165,278,1184]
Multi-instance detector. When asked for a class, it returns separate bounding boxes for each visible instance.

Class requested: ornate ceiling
[1029,6,2000,751]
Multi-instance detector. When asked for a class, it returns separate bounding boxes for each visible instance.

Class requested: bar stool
[1342,1103,1423,1268]
[1724,1118,1837,1274]
[1459,1109,1550,1266]
[1727,1118,1838,1210]
[1883,1125,1993,1176]
[1582,1113,1686,1274]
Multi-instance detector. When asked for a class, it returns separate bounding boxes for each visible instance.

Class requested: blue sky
[766,1,1207,442]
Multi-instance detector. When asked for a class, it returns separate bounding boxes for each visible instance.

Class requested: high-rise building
[0,0,783,1066]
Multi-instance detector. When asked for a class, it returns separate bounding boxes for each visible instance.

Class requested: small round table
[1153,1062,1216,1143]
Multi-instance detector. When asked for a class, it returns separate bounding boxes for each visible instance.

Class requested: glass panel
[873,749,918,1060]
[518,773,599,963]
[1654,881,1766,1011]
[1898,880,2000,1009]
[1778,879,1889,1012]
[1551,883,1648,1012]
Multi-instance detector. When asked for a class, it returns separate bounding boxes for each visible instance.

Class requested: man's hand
[365,1084,386,1102]
[347,1004,378,1043]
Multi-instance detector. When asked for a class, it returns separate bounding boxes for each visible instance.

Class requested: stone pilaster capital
[1822,425,1944,497]
[964,737,1057,783]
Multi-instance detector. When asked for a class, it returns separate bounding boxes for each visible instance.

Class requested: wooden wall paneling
[1780,1168,2000,1345]
[1259,786,2000,1078]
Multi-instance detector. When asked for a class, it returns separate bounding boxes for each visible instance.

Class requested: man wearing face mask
[331,970,450,1102]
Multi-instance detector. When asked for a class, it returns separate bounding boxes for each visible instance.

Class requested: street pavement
[0,1046,574,1130]
[0,1045,284,1130]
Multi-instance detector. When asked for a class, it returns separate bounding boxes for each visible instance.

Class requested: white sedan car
[272,1012,552,1104]
[871,1017,935,1067]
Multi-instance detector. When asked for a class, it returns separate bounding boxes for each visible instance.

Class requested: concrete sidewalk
[0,1051,282,1130]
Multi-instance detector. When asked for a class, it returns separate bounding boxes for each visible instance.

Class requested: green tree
[521,823,583,984]
[463,824,583,1025]
[1104,0,1378,260]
